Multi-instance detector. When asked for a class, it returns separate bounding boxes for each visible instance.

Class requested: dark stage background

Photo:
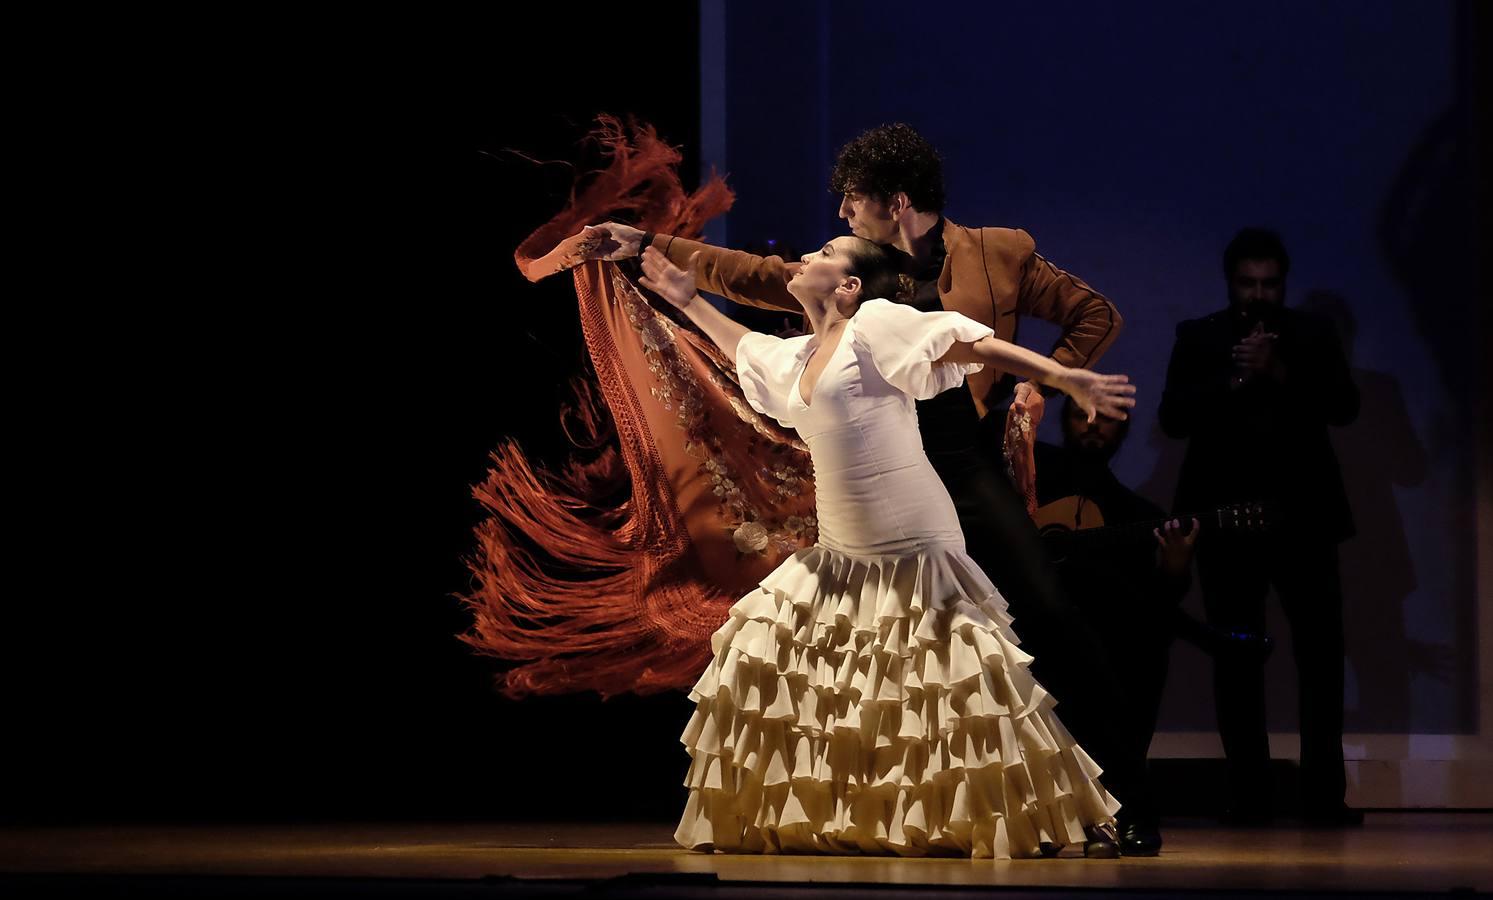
[6,3,1488,827]
[8,10,707,824]
[708,0,1488,740]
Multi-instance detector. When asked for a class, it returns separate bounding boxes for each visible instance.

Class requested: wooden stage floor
[1,814,1488,897]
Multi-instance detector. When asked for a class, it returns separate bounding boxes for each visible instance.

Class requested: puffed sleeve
[734,331,812,427]
[849,299,995,399]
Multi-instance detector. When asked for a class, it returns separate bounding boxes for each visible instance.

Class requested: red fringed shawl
[460,118,818,698]
[460,117,1043,697]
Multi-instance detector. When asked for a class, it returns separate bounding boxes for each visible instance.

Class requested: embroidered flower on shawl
[732,522,770,553]
[639,319,670,353]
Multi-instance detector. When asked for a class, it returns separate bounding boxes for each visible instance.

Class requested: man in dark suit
[1159,228,1362,827]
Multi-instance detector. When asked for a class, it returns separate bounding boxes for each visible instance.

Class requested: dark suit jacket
[1158,306,1359,542]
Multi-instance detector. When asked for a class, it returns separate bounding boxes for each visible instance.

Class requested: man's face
[1228,258,1285,309]
[1062,401,1125,458]
[838,190,898,244]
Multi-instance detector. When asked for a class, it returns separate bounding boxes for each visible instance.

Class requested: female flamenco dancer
[635,237,1136,860]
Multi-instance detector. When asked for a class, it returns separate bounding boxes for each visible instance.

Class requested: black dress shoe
[1301,803,1365,827]
[1083,823,1120,859]
[1118,820,1163,856]
[1038,841,1063,857]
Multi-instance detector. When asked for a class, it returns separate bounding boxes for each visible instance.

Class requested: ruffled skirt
[674,543,1121,859]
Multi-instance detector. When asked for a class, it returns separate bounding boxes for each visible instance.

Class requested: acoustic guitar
[1034,495,1276,660]
[1035,496,1273,564]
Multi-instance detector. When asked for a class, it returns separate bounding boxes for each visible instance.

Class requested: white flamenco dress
[674,299,1121,859]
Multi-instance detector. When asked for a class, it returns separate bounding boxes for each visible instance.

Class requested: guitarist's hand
[1155,518,1200,577]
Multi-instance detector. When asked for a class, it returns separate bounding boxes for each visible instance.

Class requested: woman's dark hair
[841,237,902,303]
[829,123,946,213]
[1223,228,1291,279]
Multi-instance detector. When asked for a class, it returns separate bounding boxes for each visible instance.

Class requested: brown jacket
[649,219,1123,418]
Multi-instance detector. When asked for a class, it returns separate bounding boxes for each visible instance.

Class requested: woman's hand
[1055,369,1136,423]
[639,248,702,311]
[579,222,645,261]
[634,249,747,365]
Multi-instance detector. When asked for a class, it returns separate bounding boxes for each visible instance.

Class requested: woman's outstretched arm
[938,335,1136,423]
[639,248,753,365]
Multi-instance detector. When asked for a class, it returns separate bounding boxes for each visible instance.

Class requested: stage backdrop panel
[701,0,1488,807]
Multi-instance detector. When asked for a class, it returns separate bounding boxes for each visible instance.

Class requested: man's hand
[1010,380,1047,430]
[1231,323,1281,386]
[580,222,647,261]
[638,248,701,311]
[1154,517,1200,577]
[1004,381,1045,512]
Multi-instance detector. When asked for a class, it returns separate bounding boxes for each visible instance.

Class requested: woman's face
[791,237,863,310]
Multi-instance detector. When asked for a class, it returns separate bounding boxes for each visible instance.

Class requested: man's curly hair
[829,123,946,213]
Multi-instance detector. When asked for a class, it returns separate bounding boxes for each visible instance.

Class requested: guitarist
[1159,228,1362,828]
[1034,398,1200,857]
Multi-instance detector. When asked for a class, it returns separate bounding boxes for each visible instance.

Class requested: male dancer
[585,124,1160,855]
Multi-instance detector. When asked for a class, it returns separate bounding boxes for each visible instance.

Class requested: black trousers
[1070,583,1174,828]
[1196,533,1347,812]
[926,444,1154,824]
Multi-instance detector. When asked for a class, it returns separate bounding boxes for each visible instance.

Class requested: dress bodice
[735,300,994,555]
